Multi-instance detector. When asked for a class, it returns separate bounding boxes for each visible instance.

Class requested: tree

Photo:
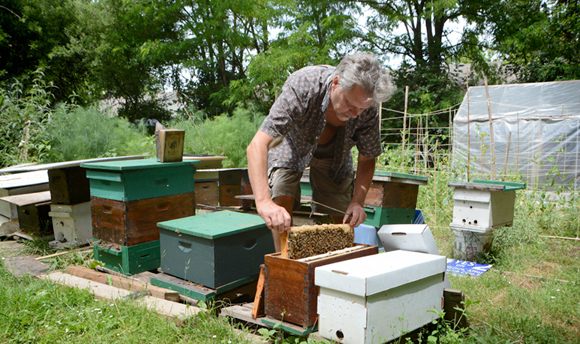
[463,0,580,82]
[224,0,363,113]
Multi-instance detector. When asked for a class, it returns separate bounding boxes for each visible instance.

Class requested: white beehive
[49,202,92,247]
[315,250,446,344]
[449,181,525,232]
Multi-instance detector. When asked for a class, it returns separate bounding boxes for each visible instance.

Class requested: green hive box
[81,158,197,201]
[363,207,416,228]
[157,210,275,289]
[93,240,160,276]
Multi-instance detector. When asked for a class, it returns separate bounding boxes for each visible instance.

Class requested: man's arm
[246,130,292,233]
[343,154,376,227]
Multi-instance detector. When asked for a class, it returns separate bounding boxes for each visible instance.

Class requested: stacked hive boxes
[48,167,93,248]
[82,158,198,275]
[448,179,526,260]
[363,171,428,228]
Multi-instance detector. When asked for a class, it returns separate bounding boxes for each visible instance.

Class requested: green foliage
[0,70,53,168]
[0,263,250,343]
[464,0,580,82]
[169,106,264,168]
[44,104,155,162]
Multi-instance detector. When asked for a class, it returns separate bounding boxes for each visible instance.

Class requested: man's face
[329,76,374,122]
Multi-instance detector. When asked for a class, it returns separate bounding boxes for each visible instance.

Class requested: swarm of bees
[287,224,354,259]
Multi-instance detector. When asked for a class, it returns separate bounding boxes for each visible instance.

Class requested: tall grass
[169,107,264,168]
[0,71,54,167]
[44,105,155,162]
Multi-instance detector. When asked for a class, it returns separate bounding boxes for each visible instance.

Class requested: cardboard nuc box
[315,250,446,344]
[377,224,439,255]
[156,129,185,162]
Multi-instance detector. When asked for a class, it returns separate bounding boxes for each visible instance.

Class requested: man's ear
[332,75,340,86]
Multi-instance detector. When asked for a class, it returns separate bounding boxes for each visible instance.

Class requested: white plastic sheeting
[452,80,580,190]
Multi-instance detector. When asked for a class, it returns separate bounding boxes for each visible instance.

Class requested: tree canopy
[1,0,577,121]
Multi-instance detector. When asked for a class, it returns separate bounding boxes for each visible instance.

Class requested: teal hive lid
[374,170,428,182]
[81,158,198,171]
[157,210,267,239]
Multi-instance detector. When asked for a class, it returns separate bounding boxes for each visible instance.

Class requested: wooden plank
[221,303,263,326]
[135,295,200,320]
[65,266,180,302]
[150,273,217,302]
[443,288,469,329]
[252,265,266,319]
[0,156,145,173]
[0,170,48,190]
[41,272,134,300]
[0,191,51,207]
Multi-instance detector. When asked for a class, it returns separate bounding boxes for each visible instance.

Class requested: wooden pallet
[146,271,258,303]
[220,302,317,337]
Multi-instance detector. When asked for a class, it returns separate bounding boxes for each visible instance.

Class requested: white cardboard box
[315,250,446,344]
[377,224,439,254]
[49,202,92,247]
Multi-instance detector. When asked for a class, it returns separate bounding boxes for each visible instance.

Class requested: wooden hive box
[48,167,91,205]
[218,168,244,206]
[194,180,219,206]
[91,192,195,246]
[1,191,52,237]
[264,245,378,328]
[81,158,197,202]
[49,202,92,247]
[157,210,275,289]
[315,250,446,344]
[364,171,428,209]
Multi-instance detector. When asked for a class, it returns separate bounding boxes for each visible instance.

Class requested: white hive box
[315,250,446,344]
[49,202,92,247]
[449,180,525,232]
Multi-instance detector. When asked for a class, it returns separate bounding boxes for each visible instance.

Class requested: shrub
[169,106,265,168]
[0,71,54,167]
[45,104,154,162]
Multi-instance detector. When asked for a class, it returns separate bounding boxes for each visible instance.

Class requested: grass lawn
[0,175,578,343]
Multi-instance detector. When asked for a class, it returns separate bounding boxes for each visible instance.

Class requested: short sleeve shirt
[259,65,382,182]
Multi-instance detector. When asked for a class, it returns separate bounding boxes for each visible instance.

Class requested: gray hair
[334,53,394,104]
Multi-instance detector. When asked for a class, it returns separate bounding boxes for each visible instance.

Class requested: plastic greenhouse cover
[452,80,580,190]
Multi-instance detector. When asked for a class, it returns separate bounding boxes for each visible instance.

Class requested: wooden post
[504,132,512,177]
[402,86,409,153]
[484,77,496,179]
[424,113,429,170]
[466,85,471,182]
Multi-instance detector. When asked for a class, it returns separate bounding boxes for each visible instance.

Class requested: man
[247,53,393,251]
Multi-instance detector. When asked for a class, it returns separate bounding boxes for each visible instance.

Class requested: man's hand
[257,200,292,233]
[342,201,367,228]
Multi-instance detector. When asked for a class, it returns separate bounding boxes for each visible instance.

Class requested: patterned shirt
[259,65,382,182]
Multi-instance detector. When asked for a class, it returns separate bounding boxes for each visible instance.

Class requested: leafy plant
[44,104,155,162]
[169,106,264,168]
